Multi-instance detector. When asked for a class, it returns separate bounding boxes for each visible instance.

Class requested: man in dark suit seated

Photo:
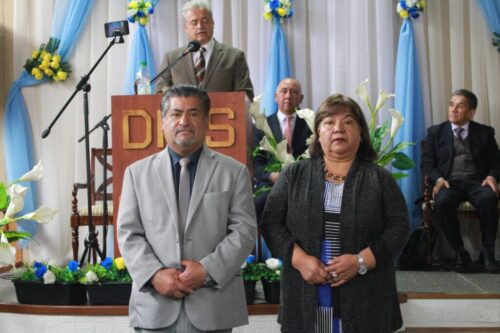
[421,89,500,273]
[154,0,254,101]
[253,78,312,239]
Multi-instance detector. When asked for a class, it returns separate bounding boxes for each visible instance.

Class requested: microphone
[182,40,201,56]
[151,40,202,85]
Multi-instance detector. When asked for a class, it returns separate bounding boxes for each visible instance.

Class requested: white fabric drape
[9,0,499,263]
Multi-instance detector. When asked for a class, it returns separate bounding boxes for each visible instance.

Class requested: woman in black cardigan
[261,94,410,333]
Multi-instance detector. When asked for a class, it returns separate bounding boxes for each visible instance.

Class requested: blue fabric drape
[259,18,292,260]
[394,20,426,230]
[260,18,292,116]
[476,0,500,33]
[3,0,95,243]
[124,27,158,94]
[124,0,159,95]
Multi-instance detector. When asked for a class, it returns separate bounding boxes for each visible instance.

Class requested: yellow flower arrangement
[263,0,294,23]
[127,1,154,27]
[397,0,425,20]
[23,38,71,82]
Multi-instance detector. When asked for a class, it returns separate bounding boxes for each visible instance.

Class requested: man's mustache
[175,126,195,135]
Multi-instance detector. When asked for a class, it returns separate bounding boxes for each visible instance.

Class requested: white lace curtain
[6,0,499,263]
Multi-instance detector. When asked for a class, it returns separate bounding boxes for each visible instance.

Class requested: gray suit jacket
[155,40,254,100]
[117,146,257,330]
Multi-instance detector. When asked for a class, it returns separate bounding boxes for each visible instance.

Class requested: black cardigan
[261,157,410,333]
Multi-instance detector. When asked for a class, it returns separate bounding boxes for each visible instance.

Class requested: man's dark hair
[161,84,211,118]
[453,89,478,110]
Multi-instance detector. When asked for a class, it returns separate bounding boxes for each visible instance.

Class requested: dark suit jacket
[253,113,312,186]
[421,120,500,184]
[155,40,254,100]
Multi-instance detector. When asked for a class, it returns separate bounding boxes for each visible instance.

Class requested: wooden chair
[70,148,113,261]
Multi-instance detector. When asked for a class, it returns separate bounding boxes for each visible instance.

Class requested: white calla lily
[355,79,371,110]
[17,160,43,183]
[296,108,316,132]
[389,109,404,138]
[5,184,28,218]
[249,95,274,139]
[275,140,294,166]
[19,206,58,224]
[259,136,278,156]
[43,270,56,284]
[375,90,395,112]
[248,95,262,116]
[0,233,16,267]
[85,270,99,283]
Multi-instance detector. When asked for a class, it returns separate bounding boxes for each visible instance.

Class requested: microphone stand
[42,33,124,265]
[150,50,191,85]
[78,114,111,259]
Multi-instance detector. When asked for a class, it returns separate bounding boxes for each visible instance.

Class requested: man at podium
[155,0,254,101]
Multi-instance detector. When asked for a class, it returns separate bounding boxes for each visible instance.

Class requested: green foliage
[493,32,500,53]
[370,122,389,154]
[241,262,266,282]
[80,258,132,283]
[19,267,37,281]
[261,265,281,282]
[3,230,32,243]
[16,261,84,283]
[0,183,9,211]
[253,185,273,198]
[51,265,83,283]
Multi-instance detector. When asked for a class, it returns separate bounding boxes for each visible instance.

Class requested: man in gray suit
[118,85,257,332]
[155,0,254,101]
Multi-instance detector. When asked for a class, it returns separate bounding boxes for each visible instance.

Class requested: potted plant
[241,255,265,305]
[261,258,282,304]
[12,260,87,305]
[80,256,132,305]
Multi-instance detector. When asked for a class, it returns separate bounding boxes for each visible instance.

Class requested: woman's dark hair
[309,93,377,162]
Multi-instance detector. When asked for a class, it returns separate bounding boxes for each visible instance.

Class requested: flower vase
[13,280,87,305]
[261,279,280,304]
[243,280,256,305]
[86,281,132,305]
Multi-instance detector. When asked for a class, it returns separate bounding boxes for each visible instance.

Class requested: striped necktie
[454,127,465,141]
[195,47,206,84]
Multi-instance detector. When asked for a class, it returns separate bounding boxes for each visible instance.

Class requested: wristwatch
[203,274,217,288]
[356,254,368,275]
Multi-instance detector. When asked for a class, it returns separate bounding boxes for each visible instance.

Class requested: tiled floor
[397,264,500,295]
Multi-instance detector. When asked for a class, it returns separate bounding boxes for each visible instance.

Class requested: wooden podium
[111,92,252,256]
